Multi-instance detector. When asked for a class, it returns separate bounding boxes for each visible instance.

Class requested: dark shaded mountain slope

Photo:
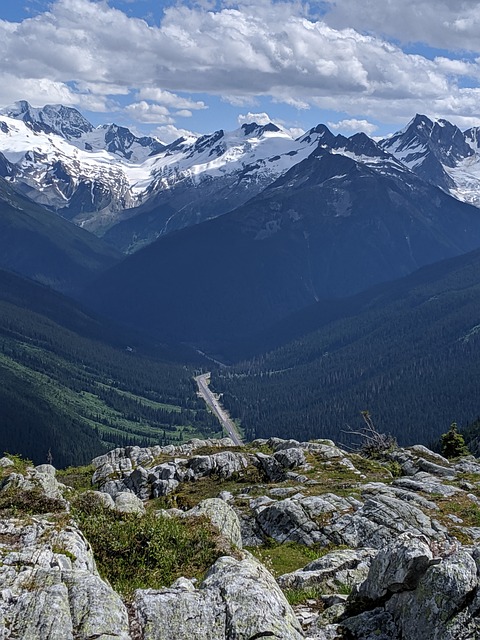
[83,148,480,351]
[0,177,121,293]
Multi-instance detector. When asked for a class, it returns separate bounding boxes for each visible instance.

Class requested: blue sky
[1,0,480,142]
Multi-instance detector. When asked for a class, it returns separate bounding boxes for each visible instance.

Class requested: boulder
[254,494,353,546]
[357,532,433,601]
[134,553,304,640]
[255,498,329,546]
[114,492,146,515]
[279,548,376,593]
[183,498,242,548]
[273,447,307,469]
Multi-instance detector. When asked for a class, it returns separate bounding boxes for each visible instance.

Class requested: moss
[51,544,77,563]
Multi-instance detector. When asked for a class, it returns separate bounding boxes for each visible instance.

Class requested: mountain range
[3,101,480,455]
[82,130,480,351]
[0,174,120,293]
[4,102,480,254]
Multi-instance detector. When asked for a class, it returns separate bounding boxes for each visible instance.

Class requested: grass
[56,464,95,491]
[72,492,231,598]
[284,586,324,608]
[247,540,346,578]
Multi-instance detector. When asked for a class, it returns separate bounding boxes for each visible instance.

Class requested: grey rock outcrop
[134,553,304,640]
[0,463,67,506]
[254,494,350,546]
[0,517,130,639]
[114,491,146,514]
[279,548,376,593]
[342,534,480,640]
[324,493,448,549]
[183,498,243,548]
[92,438,239,486]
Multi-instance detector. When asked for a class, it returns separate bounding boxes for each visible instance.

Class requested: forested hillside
[0,176,121,293]
[211,248,480,446]
[0,270,219,467]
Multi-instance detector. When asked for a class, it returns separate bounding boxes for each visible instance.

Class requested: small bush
[72,493,228,598]
[0,486,65,515]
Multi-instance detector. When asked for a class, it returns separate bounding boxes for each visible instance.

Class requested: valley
[2,102,480,463]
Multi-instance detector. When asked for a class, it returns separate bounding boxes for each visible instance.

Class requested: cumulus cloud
[125,101,173,123]
[0,0,479,129]
[328,118,378,136]
[322,0,480,52]
[154,124,198,144]
[238,112,273,125]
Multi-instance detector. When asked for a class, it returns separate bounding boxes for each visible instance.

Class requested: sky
[2,0,480,142]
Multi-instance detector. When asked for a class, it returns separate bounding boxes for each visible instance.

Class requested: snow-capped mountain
[380,114,480,207]
[3,101,480,253]
[0,114,136,225]
[102,122,328,251]
[0,102,336,247]
[0,101,163,161]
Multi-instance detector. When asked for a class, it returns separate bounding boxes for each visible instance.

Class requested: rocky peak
[241,121,281,137]
[1,100,94,139]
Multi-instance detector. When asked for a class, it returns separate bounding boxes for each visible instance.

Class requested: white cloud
[322,0,480,53]
[238,112,273,125]
[284,126,305,139]
[154,124,198,145]
[328,118,378,136]
[0,0,479,129]
[222,95,259,107]
[0,74,79,108]
[125,101,173,123]
[175,109,193,118]
[137,88,207,110]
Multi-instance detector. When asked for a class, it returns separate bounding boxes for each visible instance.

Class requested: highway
[194,373,243,446]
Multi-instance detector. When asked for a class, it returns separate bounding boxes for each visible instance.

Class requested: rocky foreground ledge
[1,437,480,639]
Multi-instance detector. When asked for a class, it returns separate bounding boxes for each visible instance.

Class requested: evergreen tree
[441,422,469,459]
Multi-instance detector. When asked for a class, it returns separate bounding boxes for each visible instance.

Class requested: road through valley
[194,373,243,446]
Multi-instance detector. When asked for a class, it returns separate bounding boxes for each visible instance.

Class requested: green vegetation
[0,270,220,467]
[56,465,95,491]
[0,486,65,516]
[284,586,324,608]
[211,247,480,447]
[72,493,230,598]
[441,422,470,459]
[248,540,337,578]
